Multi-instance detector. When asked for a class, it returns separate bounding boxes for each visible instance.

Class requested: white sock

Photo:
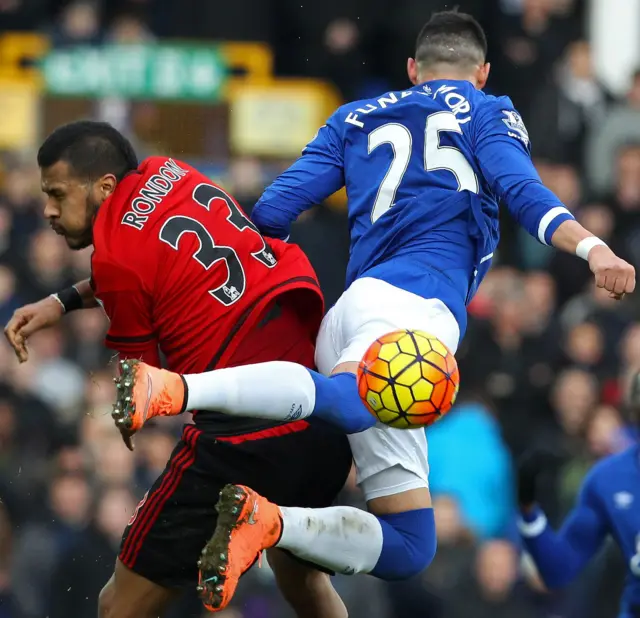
[277,506,384,575]
[183,361,316,422]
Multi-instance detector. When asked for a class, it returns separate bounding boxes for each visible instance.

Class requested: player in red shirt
[4,121,351,618]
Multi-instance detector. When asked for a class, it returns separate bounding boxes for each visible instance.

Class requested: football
[357,329,460,429]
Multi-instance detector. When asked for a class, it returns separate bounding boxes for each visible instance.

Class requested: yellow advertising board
[0,78,39,149]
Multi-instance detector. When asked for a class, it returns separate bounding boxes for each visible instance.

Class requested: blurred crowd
[0,0,639,616]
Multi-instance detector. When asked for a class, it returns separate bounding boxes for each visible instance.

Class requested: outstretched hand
[4,296,65,363]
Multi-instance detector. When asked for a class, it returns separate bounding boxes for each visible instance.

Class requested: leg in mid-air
[193,278,461,610]
[99,418,351,618]
[105,302,352,618]
[112,355,376,436]
[114,278,453,612]
[112,280,459,438]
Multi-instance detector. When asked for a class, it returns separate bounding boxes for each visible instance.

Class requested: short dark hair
[37,121,138,182]
[415,10,487,69]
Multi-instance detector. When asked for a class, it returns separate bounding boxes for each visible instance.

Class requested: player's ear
[407,58,419,85]
[98,174,118,200]
[475,63,490,90]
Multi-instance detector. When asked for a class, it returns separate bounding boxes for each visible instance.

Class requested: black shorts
[118,421,352,588]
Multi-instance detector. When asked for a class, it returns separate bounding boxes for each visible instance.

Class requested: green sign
[42,44,227,101]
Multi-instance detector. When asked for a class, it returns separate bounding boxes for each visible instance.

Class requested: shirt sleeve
[518,471,607,588]
[251,111,346,239]
[474,98,575,245]
[94,262,161,366]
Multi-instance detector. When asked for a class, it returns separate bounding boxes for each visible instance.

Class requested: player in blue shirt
[112,11,635,612]
[518,375,640,618]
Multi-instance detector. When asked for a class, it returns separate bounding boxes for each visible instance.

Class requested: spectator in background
[0,159,42,270]
[48,0,102,47]
[274,0,384,100]
[0,210,13,266]
[23,327,86,424]
[65,309,110,371]
[105,8,153,43]
[489,0,582,116]
[550,368,598,449]
[0,383,64,512]
[428,400,515,540]
[560,283,632,350]
[608,144,640,271]
[588,69,640,196]
[562,321,607,378]
[459,269,560,452]
[48,485,135,618]
[528,40,610,171]
[450,540,538,618]
[11,473,91,618]
[18,231,73,302]
[615,323,640,406]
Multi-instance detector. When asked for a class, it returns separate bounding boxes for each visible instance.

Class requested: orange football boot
[197,484,283,612]
[112,359,185,443]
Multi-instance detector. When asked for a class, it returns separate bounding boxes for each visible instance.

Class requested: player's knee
[373,508,437,581]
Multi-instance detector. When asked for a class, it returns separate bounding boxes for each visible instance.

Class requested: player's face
[40,161,115,250]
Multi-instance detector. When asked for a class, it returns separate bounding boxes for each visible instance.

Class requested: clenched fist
[588,245,636,300]
[4,296,64,363]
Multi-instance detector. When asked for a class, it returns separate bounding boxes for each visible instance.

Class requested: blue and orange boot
[112,359,186,449]
[197,484,283,612]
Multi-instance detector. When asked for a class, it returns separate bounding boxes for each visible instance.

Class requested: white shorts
[315,277,461,501]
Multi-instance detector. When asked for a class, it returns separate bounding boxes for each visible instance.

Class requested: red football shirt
[91,157,323,380]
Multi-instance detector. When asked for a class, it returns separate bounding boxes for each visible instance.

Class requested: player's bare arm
[4,279,97,363]
[550,219,636,299]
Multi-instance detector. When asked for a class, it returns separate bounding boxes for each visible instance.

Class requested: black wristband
[56,286,83,313]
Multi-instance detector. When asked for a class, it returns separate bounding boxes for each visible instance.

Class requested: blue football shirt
[521,446,640,617]
[252,79,574,336]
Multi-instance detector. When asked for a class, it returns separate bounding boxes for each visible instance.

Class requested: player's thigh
[222,419,352,509]
[116,421,349,594]
[316,277,461,376]
[349,425,432,514]
[318,277,456,512]
[117,424,232,591]
[98,561,178,618]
